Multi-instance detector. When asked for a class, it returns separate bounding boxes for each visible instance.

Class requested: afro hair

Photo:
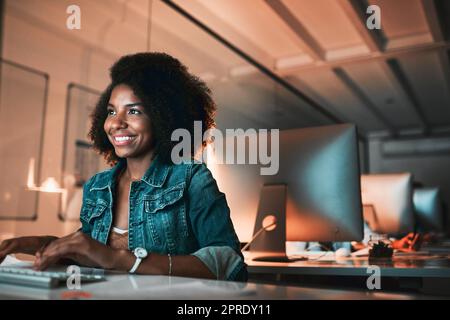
[88,52,216,165]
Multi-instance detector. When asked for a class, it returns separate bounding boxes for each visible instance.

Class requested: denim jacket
[79,156,247,282]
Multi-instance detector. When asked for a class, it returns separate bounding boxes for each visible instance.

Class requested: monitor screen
[413,187,443,232]
[209,124,364,251]
[360,173,414,236]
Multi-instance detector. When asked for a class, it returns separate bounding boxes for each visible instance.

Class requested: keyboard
[0,266,106,289]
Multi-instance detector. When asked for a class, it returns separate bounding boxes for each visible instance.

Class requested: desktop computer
[210,124,364,262]
[413,187,444,232]
[360,173,415,236]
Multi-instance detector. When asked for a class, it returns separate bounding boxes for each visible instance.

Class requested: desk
[0,272,442,300]
[1,252,449,300]
[245,251,450,296]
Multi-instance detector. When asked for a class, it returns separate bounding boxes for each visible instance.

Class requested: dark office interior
[0,0,450,301]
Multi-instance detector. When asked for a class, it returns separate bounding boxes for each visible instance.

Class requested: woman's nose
[110,113,127,130]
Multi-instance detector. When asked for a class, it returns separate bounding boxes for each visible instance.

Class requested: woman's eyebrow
[107,102,143,108]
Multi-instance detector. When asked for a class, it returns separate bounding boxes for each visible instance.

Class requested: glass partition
[59,83,108,221]
[0,59,48,220]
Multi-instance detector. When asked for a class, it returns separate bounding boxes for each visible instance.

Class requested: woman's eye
[129,109,141,115]
[107,109,115,116]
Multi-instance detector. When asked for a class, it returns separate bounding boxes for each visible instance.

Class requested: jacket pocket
[80,198,108,239]
[143,183,185,213]
[143,182,188,250]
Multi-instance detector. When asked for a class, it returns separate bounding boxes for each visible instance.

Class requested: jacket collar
[90,155,170,190]
[141,155,170,187]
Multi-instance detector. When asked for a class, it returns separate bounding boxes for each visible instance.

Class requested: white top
[112,227,128,235]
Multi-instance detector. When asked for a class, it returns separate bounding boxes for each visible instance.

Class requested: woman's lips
[112,135,137,146]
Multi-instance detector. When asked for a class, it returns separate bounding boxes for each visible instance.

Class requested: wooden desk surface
[245,251,450,278]
[0,255,449,299]
[0,272,443,300]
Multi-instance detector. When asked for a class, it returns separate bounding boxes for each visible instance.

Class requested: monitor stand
[249,184,307,262]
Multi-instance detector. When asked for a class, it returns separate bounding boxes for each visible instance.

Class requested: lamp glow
[40,177,64,193]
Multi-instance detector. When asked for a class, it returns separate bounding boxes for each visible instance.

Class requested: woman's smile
[111,134,137,146]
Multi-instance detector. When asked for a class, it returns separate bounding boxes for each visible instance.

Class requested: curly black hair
[88,52,216,165]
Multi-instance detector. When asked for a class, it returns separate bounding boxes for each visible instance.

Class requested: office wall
[0,0,272,242]
[368,137,450,234]
[0,0,116,240]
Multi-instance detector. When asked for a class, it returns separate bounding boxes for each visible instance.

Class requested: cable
[241,221,276,252]
[242,225,341,262]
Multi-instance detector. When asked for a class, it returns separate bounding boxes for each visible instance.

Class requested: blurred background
[0,0,449,242]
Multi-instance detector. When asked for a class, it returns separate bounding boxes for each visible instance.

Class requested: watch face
[134,247,148,258]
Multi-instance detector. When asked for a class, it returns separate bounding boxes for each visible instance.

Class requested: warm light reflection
[26,157,36,188]
[26,158,65,193]
[205,143,218,178]
[40,177,64,193]
[27,177,66,193]
[26,174,67,213]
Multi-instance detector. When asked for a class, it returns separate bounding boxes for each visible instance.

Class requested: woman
[0,52,247,281]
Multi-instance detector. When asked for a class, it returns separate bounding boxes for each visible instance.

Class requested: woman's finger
[0,240,17,263]
[42,236,88,268]
[34,253,60,270]
[34,245,68,270]
[0,239,10,251]
[34,239,74,270]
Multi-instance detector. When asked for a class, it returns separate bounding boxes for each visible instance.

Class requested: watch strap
[129,257,142,273]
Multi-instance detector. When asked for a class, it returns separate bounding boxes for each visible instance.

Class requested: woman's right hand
[0,236,58,264]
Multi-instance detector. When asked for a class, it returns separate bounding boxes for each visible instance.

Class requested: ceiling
[7,0,450,139]
[169,0,450,139]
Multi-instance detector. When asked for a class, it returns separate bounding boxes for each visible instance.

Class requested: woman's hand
[0,236,57,264]
[33,231,120,270]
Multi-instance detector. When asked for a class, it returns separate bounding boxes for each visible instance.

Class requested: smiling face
[104,84,154,160]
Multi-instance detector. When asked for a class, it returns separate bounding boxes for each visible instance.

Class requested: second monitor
[360,173,415,236]
[414,187,444,232]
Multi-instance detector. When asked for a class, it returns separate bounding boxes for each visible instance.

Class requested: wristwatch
[129,247,148,273]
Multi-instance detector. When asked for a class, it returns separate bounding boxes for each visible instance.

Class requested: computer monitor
[209,124,363,261]
[413,187,443,232]
[360,173,415,236]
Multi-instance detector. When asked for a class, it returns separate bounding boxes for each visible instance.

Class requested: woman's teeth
[115,136,134,142]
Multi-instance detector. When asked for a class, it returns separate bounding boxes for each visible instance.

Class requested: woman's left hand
[33,231,117,270]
